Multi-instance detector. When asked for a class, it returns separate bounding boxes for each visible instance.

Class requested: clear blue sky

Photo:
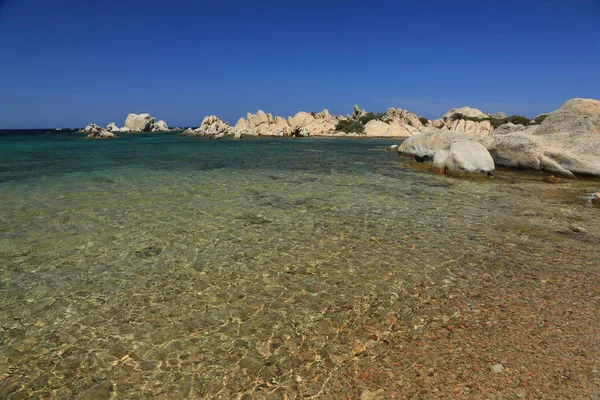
[1,0,599,128]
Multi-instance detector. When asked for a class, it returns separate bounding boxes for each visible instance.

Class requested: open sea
[1,130,599,399]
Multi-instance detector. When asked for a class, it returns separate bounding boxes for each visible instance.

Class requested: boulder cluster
[184,109,341,138]
[397,98,600,178]
[81,113,172,139]
[184,105,433,139]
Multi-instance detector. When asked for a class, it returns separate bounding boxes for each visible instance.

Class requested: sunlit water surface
[1,131,599,398]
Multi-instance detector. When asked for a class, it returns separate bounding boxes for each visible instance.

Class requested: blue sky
[0,0,599,128]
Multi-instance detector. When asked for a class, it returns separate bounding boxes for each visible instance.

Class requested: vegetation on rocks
[335,119,365,133]
[451,112,531,128]
[533,114,549,124]
[419,117,429,125]
[358,112,387,125]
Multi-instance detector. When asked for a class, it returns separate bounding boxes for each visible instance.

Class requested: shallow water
[1,131,599,399]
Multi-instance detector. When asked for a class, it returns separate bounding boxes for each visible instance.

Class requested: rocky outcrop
[230,109,339,137]
[399,130,494,176]
[153,120,169,132]
[399,98,600,178]
[488,98,600,177]
[124,113,155,132]
[534,98,600,136]
[386,107,424,130]
[443,106,487,119]
[83,113,172,136]
[184,115,231,137]
[492,122,527,135]
[399,130,493,158]
[441,106,495,135]
[443,141,495,176]
[121,113,172,132]
[447,118,493,135]
[363,120,420,137]
[234,110,290,136]
[81,123,117,139]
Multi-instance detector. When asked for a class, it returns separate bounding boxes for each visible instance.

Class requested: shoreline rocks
[397,98,600,178]
[80,113,174,137]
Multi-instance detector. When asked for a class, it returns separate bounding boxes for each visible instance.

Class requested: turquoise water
[1,131,599,398]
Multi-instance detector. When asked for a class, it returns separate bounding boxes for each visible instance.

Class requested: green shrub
[533,114,548,124]
[419,117,429,125]
[450,112,530,128]
[358,112,387,125]
[488,118,507,129]
[507,115,530,126]
[335,120,365,134]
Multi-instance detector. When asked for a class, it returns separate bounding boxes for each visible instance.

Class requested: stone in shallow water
[135,246,162,258]
[490,363,504,373]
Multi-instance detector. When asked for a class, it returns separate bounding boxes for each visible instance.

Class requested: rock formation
[184,115,231,138]
[81,123,117,139]
[234,110,289,136]
[398,98,600,178]
[81,113,172,137]
[124,113,155,132]
[399,130,495,176]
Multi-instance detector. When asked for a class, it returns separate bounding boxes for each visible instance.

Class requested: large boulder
[386,108,424,131]
[152,120,169,132]
[399,131,494,176]
[534,98,600,136]
[364,120,392,136]
[488,98,600,177]
[492,122,527,135]
[185,115,231,137]
[489,130,600,178]
[399,130,493,158]
[443,141,495,176]
[399,98,600,177]
[444,106,487,119]
[448,118,493,135]
[124,113,155,132]
[441,106,495,135]
[288,111,315,129]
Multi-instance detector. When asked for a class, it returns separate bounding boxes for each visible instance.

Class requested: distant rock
[351,104,367,120]
[444,106,487,119]
[288,111,315,129]
[386,107,424,130]
[184,115,231,137]
[441,106,496,135]
[364,120,392,136]
[448,118,493,135]
[233,110,291,136]
[81,123,117,139]
[489,112,508,120]
[153,120,169,132]
[124,113,155,132]
[492,122,527,135]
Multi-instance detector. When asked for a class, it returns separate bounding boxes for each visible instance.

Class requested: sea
[1,130,599,398]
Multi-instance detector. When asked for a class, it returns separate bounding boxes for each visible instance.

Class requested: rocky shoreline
[80,97,600,178]
[396,98,600,178]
